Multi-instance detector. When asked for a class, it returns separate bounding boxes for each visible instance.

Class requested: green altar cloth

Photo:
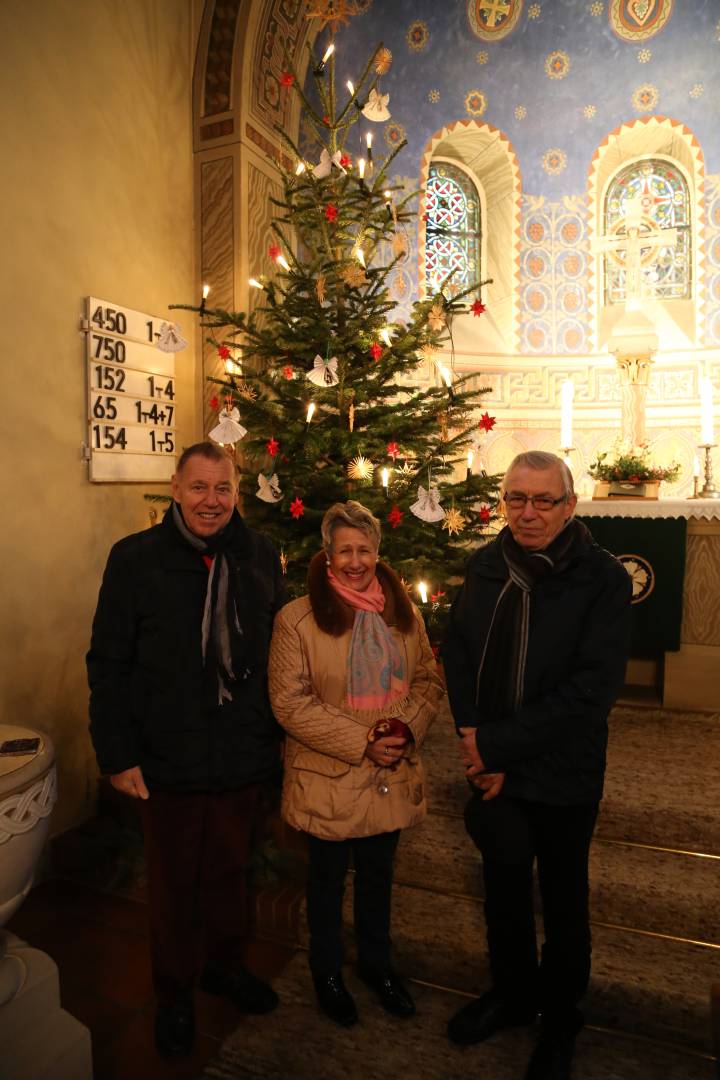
[577,515,687,655]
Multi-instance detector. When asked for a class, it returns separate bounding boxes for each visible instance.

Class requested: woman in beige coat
[268,500,443,1027]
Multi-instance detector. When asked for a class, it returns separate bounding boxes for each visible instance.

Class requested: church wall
[0,0,199,832]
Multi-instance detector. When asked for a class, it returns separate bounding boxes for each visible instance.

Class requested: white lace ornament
[362,89,391,122]
[209,406,247,445]
[256,472,282,503]
[313,149,347,179]
[307,354,339,387]
[409,483,445,522]
[156,322,188,353]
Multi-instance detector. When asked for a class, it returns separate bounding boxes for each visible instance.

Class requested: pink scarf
[327,569,409,715]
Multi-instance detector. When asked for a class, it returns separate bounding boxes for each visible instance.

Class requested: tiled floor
[6,879,296,1080]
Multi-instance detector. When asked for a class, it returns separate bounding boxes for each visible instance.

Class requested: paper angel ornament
[362,89,391,122]
[313,149,347,178]
[409,483,445,523]
[209,406,247,445]
[156,321,188,353]
[307,354,339,387]
[256,472,282,503]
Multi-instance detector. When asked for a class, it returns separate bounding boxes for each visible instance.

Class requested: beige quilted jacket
[268,564,444,840]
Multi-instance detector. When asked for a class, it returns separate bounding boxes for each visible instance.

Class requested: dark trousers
[141,786,260,1005]
[465,793,599,1021]
[306,830,401,976]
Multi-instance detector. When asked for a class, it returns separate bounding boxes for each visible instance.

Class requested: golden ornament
[237,381,257,401]
[316,274,326,304]
[442,507,466,536]
[348,402,355,432]
[347,455,374,481]
[374,47,393,75]
[428,301,446,333]
[305,0,361,32]
[279,550,288,574]
[341,263,368,288]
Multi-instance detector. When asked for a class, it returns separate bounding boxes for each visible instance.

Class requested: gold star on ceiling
[442,507,466,536]
[305,0,361,33]
[347,455,374,481]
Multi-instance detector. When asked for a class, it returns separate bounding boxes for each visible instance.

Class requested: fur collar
[307,550,415,637]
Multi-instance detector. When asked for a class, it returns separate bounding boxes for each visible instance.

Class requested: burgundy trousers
[141,785,261,1005]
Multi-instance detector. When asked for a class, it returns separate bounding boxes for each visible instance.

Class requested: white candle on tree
[560,379,574,449]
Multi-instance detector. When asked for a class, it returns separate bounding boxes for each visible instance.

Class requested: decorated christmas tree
[173,36,500,631]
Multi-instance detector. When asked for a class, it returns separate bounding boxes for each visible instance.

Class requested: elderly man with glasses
[442,451,632,1080]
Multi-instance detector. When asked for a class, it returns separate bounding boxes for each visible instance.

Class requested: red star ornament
[209,396,219,410]
[479,505,491,524]
[267,437,279,457]
[430,589,446,602]
[340,154,351,168]
[324,203,338,223]
[479,412,496,433]
[283,365,294,380]
[370,342,382,362]
[386,442,399,460]
[268,243,281,260]
[471,299,486,316]
[387,505,403,529]
[218,345,231,360]
[290,497,305,519]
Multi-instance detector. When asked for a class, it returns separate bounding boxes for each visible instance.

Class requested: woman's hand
[364,735,407,767]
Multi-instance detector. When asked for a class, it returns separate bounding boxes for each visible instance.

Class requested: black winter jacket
[442,528,632,805]
[87,508,286,791]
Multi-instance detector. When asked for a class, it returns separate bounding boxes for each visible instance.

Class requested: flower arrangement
[588,444,680,484]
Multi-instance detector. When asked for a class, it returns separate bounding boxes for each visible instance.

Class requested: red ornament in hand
[367,717,413,744]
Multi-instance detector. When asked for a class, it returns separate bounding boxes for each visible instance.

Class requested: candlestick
[560,378,574,449]
[314,43,334,75]
[700,376,715,445]
[698,444,720,499]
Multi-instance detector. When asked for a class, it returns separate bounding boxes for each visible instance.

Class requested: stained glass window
[603,160,691,304]
[424,162,481,298]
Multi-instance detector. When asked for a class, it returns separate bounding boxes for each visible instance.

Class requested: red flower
[340,155,351,168]
[471,300,486,317]
[267,437,279,457]
[280,72,294,87]
[268,243,281,260]
[478,412,496,433]
[370,342,382,362]
[283,365,294,380]
[290,497,305,519]
[324,203,338,223]
[218,345,231,360]
[209,396,219,410]
[386,442,399,460]
[387,505,404,529]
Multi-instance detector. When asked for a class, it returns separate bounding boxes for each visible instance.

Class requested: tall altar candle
[560,379,574,448]
[700,376,715,444]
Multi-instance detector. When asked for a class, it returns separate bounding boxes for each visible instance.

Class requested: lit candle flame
[306,402,316,424]
[417,581,428,605]
[248,278,263,289]
[560,378,574,449]
[202,284,210,300]
[381,467,389,489]
[346,80,354,95]
[467,450,474,471]
[700,376,715,445]
[366,132,373,149]
[295,161,306,175]
[354,246,366,267]
[276,254,290,272]
[380,328,392,347]
[357,157,366,180]
[437,362,452,389]
[322,44,335,64]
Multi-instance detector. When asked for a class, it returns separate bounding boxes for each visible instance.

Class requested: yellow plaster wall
[0,0,200,833]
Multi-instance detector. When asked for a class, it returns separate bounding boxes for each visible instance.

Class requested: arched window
[603,159,691,305]
[424,162,481,298]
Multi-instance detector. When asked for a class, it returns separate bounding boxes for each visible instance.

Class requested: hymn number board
[85,297,178,482]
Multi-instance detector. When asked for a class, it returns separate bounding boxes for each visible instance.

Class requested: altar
[576,498,720,711]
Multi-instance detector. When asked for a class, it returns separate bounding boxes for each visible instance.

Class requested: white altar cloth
[576,498,720,521]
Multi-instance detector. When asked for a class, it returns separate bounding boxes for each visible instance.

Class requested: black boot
[524,1009,584,1079]
[312,971,359,1026]
[448,989,537,1045]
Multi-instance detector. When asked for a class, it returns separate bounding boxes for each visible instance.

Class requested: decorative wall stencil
[705,175,720,344]
[541,148,567,175]
[384,122,407,148]
[545,51,570,79]
[251,0,305,132]
[203,0,243,116]
[468,0,523,41]
[632,83,659,112]
[407,20,429,50]
[610,0,674,42]
[464,90,488,117]
[201,157,235,425]
[247,162,283,311]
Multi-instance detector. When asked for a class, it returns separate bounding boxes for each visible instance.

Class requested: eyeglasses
[503,493,567,511]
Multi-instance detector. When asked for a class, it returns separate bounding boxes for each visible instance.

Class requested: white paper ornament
[256,472,282,503]
[362,89,391,122]
[209,406,247,445]
[409,483,445,522]
[312,148,347,178]
[156,321,188,353]
[307,354,339,387]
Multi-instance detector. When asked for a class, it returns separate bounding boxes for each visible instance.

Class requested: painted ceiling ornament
[156,321,188,353]
[442,506,466,537]
[347,455,374,482]
[304,0,362,33]
[610,0,673,41]
[308,353,339,386]
[256,472,282,503]
[467,0,523,42]
[362,89,391,122]
[312,148,347,179]
[209,405,247,445]
[409,483,445,523]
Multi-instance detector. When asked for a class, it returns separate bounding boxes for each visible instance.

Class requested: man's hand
[470,771,506,801]
[110,766,149,800]
[458,726,485,775]
[365,735,407,767]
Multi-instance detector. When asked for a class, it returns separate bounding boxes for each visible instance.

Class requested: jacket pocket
[290,747,352,778]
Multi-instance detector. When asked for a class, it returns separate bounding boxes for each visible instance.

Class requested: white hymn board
[83,297,178,482]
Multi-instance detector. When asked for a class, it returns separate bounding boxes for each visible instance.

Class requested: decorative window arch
[424,161,481,298]
[603,158,692,305]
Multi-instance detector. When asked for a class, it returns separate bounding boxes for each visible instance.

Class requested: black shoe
[154,1002,194,1057]
[199,967,279,1014]
[447,990,537,1046]
[358,967,416,1018]
[312,971,359,1026]
[524,1011,584,1080]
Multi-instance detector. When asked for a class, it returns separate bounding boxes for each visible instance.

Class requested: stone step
[201,950,715,1080]
[394,812,720,945]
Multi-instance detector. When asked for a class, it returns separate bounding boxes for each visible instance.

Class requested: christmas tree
[173,37,499,633]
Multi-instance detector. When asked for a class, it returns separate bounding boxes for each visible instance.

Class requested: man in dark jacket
[87,441,286,1057]
[443,451,631,1080]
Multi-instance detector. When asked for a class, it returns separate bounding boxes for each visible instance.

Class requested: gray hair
[321,500,381,553]
[503,451,575,498]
